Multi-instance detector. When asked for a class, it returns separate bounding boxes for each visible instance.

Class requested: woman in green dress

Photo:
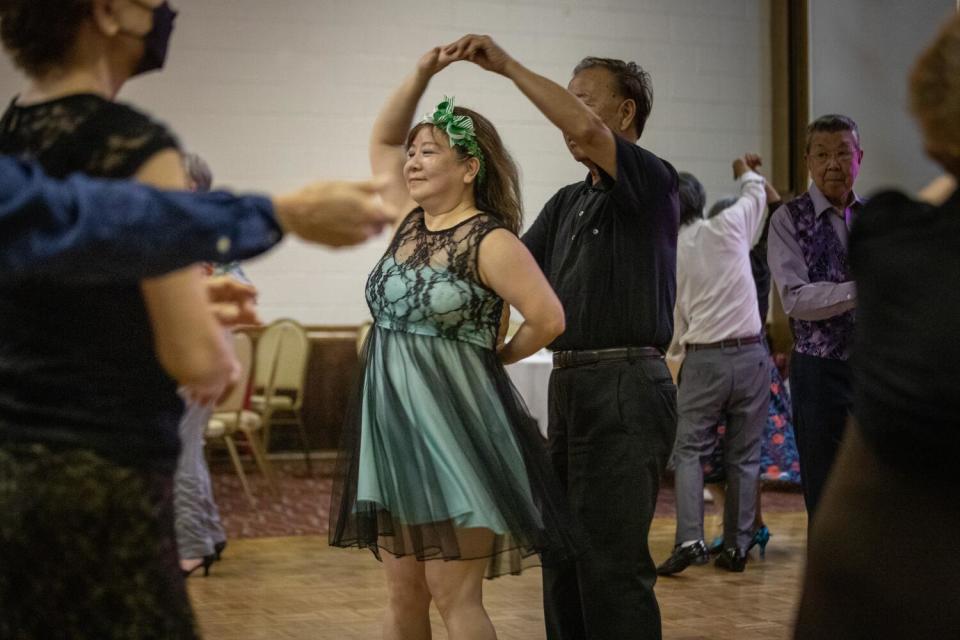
[329,47,580,640]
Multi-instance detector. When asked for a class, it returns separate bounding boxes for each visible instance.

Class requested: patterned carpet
[210,455,805,540]
[210,457,334,539]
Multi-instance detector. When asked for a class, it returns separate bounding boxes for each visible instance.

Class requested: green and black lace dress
[329,209,580,578]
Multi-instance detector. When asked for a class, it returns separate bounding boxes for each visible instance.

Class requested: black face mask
[131,1,177,76]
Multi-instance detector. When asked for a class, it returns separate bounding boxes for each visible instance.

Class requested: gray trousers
[174,400,226,560]
[673,342,768,551]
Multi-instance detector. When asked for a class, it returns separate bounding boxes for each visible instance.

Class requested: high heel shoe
[747,525,771,559]
[708,536,724,555]
[213,540,227,561]
[181,554,216,578]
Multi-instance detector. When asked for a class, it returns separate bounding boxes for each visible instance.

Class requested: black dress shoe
[656,541,710,576]
[715,548,747,572]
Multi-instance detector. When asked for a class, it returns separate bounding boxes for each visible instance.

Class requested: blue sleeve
[0,156,282,282]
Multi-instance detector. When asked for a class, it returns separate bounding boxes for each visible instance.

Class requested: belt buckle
[554,351,568,369]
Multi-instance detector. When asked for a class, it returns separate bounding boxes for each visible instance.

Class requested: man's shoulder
[776,192,814,220]
[786,191,815,207]
[89,100,179,146]
[544,181,585,209]
[618,138,676,180]
[682,215,735,249]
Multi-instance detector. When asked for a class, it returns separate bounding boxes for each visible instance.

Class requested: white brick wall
[808,0,951,195]
[0,0,772,324]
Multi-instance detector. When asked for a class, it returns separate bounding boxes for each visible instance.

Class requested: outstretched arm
[444,34,618,177]
[0,156,279,281]
[0,156,395,282]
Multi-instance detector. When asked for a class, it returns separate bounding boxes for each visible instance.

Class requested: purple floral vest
[786,193,855,360]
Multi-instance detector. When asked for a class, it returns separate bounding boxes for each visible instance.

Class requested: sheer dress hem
[329,327,583,580]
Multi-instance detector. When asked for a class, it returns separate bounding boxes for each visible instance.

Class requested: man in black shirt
[446,35,680,640]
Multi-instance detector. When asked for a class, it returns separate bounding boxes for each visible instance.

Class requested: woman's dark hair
[0,0,92,76]
[573,56,653,139]
[406,106,523,235]
[677,171,705,227]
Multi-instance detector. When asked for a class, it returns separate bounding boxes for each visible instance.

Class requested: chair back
[256,318,310,409]
[216,330,254,413]
[356,322,372,355]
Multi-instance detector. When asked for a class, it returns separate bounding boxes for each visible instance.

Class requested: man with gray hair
[657,155,770,576]
[767,114,864,520]
[445,34,679,640]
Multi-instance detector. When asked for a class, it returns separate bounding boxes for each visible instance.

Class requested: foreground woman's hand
[206,276,260,327]
[273,178,397,247]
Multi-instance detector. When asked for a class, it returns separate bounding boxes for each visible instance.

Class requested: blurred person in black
[794,11,960,639]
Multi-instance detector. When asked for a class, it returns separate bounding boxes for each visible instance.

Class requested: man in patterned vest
[768,114,864,521]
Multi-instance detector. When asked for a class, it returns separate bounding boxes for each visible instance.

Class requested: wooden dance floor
[189,511,807,640]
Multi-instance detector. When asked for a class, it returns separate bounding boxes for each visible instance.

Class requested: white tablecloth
[505,349,553,438]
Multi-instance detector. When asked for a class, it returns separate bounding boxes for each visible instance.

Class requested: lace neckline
[11,92,108,110]
[419,209,488,234]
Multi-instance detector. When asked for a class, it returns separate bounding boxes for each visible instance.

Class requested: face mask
[130,1,178,76]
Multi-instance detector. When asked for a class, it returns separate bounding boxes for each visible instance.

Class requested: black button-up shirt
[522,136,679,351]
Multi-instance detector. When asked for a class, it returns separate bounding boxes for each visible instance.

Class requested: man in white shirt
[657,154,770,574]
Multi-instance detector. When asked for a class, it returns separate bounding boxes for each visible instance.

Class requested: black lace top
[0,93,184,470]
[366,209,506,350]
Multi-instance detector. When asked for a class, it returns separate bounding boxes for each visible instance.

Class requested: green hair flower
[422,96,486,183]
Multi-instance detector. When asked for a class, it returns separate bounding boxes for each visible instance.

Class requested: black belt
[687,335,764,351]
[553,346,664,369]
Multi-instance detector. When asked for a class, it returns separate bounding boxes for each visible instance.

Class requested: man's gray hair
[184,152,213,193]
[573,56,653,139]
[677,171,706,227]
[707,196,739,219]
[805,114,860,152]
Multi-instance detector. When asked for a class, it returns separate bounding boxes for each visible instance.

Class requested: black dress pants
[543,357,677,640]
[788,351,852,519]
